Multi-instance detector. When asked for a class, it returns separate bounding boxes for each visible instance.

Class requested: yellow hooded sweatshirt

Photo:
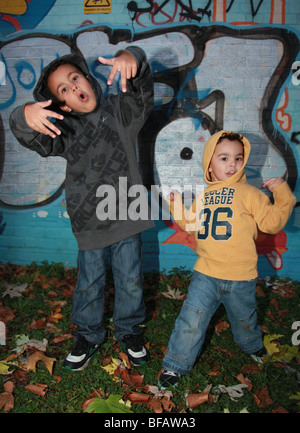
[169,130,296,281]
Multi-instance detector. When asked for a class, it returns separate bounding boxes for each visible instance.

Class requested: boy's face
[209,138,244,182]
[47,63,97,113]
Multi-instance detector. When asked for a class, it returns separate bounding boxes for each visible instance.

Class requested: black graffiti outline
[0,23,299,210]
[127,0,212,23]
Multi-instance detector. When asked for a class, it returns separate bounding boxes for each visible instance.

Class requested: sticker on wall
[84,0,111,14]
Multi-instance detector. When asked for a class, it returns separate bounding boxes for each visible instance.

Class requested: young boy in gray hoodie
[10,46,154,371]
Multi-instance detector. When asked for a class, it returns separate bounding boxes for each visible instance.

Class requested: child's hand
[24,100,64,138]
[98,51,138,92]
[263,177,284,192]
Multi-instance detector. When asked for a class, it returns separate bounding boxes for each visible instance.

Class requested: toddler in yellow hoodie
[159,130,296,388]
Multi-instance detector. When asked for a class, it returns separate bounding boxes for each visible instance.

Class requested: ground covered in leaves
[0,262,300,414]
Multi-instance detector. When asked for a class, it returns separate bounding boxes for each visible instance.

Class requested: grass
[0,261,300,414]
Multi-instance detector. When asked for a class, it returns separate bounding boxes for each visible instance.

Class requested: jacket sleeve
[252,182,296,234]
[112,46,154,132]
[9,104,65,158]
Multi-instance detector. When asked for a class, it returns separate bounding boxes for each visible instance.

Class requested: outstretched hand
[24,100,64,138]
[263,177,284,192]
[98,51,137,92]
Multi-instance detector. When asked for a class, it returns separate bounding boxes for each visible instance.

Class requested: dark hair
[217,131,244,148]
[41,58,86,103]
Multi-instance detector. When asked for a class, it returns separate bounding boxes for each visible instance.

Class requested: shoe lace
[123,334,144,351]
[71,336,90,356]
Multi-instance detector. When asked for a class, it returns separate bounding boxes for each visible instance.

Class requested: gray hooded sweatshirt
[9,46,154,250]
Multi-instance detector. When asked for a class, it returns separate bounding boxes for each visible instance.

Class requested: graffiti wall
[0,0,299,279]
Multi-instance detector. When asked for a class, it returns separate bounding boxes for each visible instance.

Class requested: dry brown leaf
[253,387,273,408]
[25,383,48,397]
[215,320,230,335]
[26,351,56,375]
[0,391,14,412]
[0,304,15,324]
[242,364,261,374]
[207,365,221,376]
[119,352,131,369]
[185,391,209,408]
[126,391,151,404]
[3,381,14,393]
[161,395,175,412]
[147,397,163,413]
[236,373,252,391]
[271,406,289,413]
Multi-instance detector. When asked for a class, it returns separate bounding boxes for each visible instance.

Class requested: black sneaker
[158,368,181,389]
[120,334,149,366]
[250,347,268,364]
[63,335,100,371]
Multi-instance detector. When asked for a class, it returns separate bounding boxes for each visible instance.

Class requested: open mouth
[79,91,88,102]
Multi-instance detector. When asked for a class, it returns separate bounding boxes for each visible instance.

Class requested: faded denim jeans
[71,234,146,345]
[163,271,263,375]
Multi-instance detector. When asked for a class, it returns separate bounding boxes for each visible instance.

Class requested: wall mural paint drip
[0,0,299,277]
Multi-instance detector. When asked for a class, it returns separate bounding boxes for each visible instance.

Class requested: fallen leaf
[236,373,252,391]
[0,391,14,412]
[161,285,186,301]
[0,304,15,324]
[1,282,28,298]
[242,364,261,374]
[126,391,151,404]
[26,351,56,375]
[215,384,249,401]
[253,387,273,408]
[161,395,175,412]
[271,281,296,298]
[25,383,48,397]
[12,369,30,385]
[271,406,289,413]
[85,394,133,413]
[0,361,12,375]
[3,381,14,393]
[185,391,209,408]
[215,320,230,335]
[119,352,131,369]
[147,398,163,413]
[264,334,283,356]
[144,385,173,400]
[14,335,48,353]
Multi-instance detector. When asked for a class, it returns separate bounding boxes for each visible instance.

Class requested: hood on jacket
[202,130,251,186]
[33,54,101,112]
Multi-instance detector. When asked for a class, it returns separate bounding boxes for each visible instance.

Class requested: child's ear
[60,104,72,112]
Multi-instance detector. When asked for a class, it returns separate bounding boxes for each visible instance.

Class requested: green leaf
[85,394,133,413]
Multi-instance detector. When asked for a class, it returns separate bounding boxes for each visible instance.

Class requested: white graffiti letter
[291,321,300,346]
[292,61,300,86]
[0,321,5,345]
[0,61,6,85]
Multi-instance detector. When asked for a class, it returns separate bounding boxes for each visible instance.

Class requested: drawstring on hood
[203,130,251,186]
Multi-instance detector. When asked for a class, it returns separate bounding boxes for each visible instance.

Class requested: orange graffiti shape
[275,87,291,132]
[163,221,288,271]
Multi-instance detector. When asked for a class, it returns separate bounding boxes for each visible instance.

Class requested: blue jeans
[71,234,146,345]
[163,271,263,375]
